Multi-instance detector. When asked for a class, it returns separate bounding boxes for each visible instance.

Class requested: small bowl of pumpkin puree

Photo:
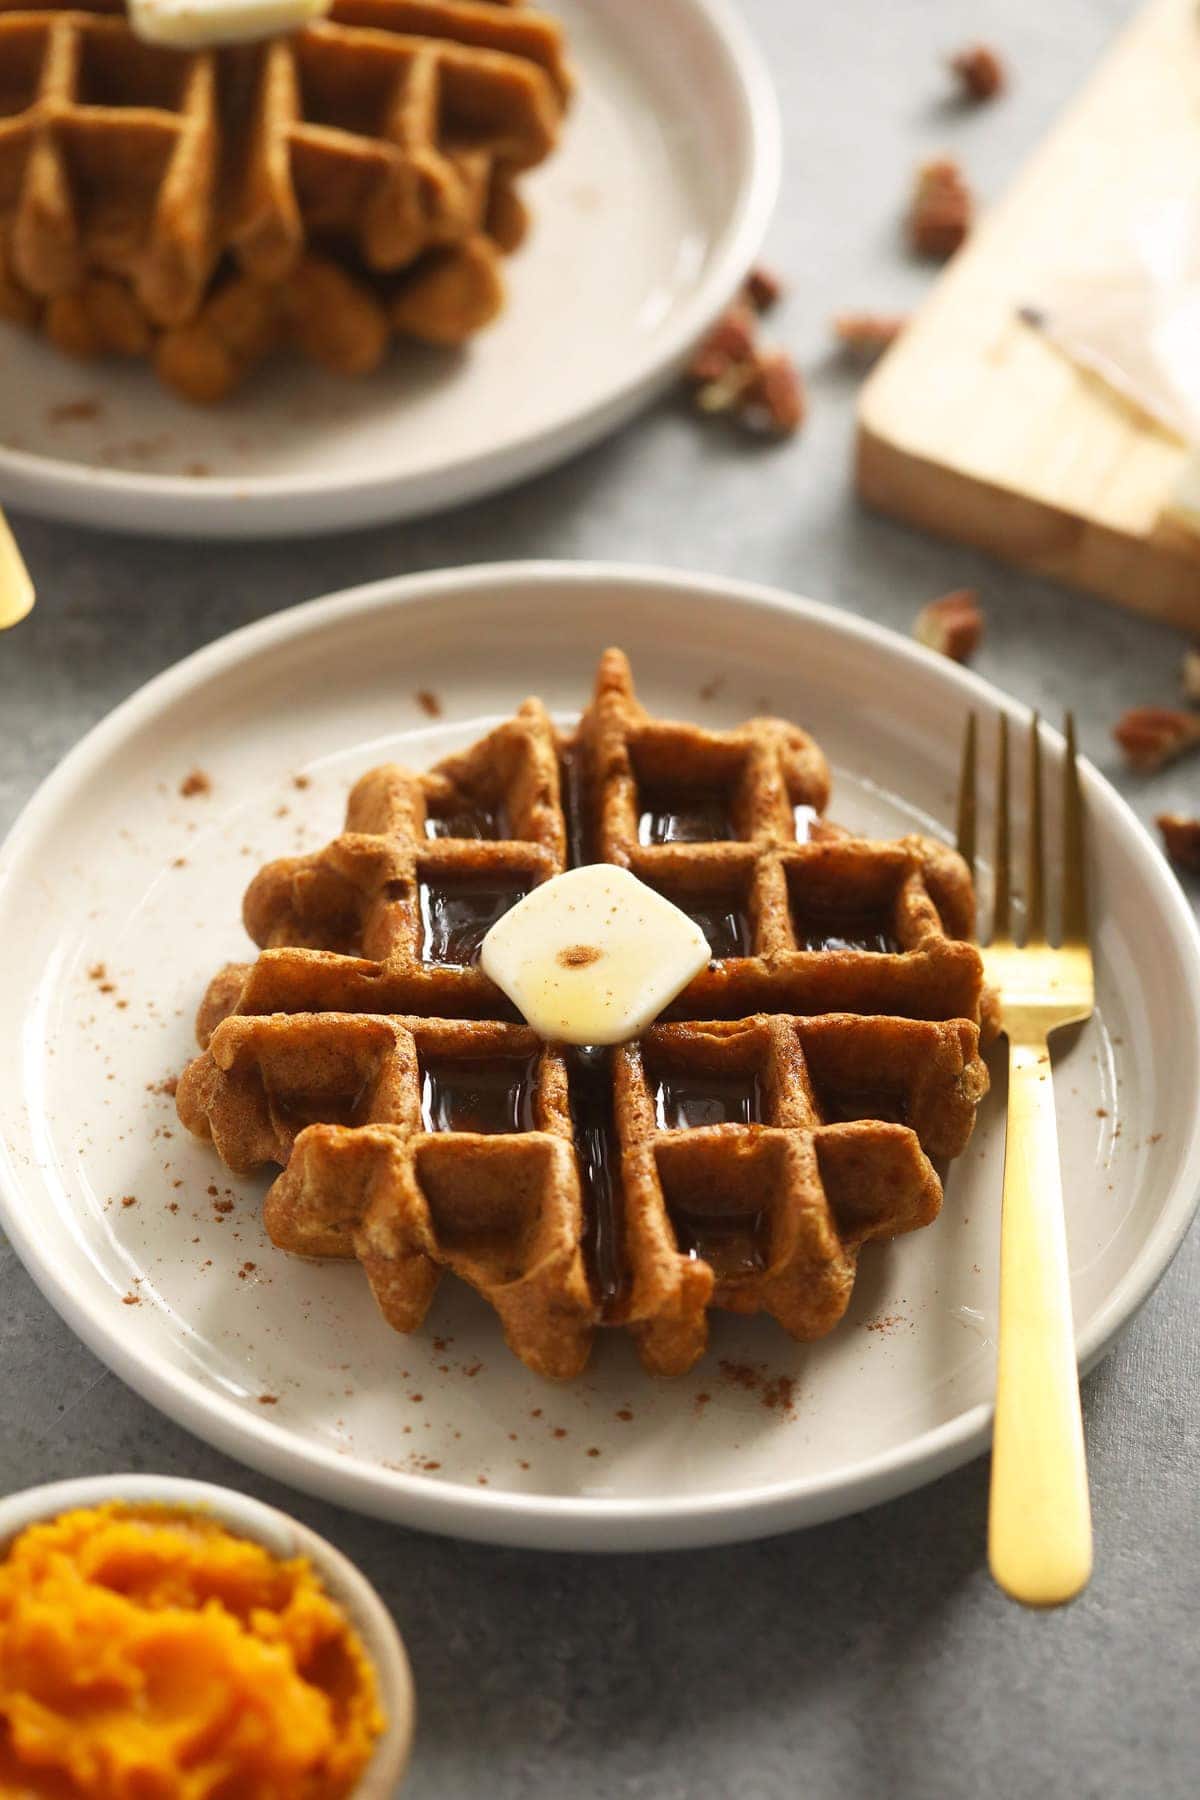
[0,1474,415,1797]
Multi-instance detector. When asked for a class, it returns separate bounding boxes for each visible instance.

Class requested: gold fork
[958,710,1094,1608]
[0,508,34,630]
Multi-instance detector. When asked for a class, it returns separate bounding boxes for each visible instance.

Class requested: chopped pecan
[1113,706,1200,772]
[949,44,1006,102]
[832,311,908,361]
[1157,814,1200,871]
[909,158,972,260]
[1183,645,1200,703]
[688,299,804,439]
[738,351,806,437]
[913,589,984,662]
[686,302,757,385]
[743,266,784,313]
[694,361,756,415]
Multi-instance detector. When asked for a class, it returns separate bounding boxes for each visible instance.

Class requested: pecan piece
[694,363,755,415]
[832,311,908,362]
[688,300,805,439]
[1157,814,1200,871]
[949,44,1006,102]
[909,158,972,260]
[1113,706,1200,772]
[743,266,784,313]
[739,350,807,437]
[913,589,984,662]
[686,302,757,385]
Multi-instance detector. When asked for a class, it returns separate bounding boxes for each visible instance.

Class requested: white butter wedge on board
[480,866,711,1048]
[129,0,330,49]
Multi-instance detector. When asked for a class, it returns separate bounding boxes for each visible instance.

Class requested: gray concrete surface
[1,3,1198,1795]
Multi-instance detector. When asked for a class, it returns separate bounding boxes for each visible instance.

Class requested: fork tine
[1025,713,1046,944]
[993,714,1011,942]
[1060,712,1088,945]
[956,712,977,881]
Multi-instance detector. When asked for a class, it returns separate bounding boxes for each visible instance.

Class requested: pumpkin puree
[0,1503,385,1798]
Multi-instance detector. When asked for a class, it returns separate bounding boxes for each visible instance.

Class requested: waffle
[0,0,570,396]
[177,650,992,1378]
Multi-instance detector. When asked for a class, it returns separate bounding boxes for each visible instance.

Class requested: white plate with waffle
[0,0,778,538]
[1,563,1198,1550]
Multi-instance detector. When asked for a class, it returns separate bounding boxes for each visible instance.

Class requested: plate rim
[0,0,781,537]
[2,559,1199,1550]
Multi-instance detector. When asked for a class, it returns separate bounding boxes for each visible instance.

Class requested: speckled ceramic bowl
[0,1474,415,1796]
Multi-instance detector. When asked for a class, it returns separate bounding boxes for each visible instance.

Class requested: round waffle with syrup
[0,0,571,397]
[177,650,993,1378]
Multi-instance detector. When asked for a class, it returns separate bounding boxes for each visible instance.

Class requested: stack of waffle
[178,650,993,1378]
[0,0,571,398]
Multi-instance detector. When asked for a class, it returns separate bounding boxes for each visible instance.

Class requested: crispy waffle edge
[175,649,994,1378]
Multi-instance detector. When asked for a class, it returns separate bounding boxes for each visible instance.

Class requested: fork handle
[0,510,34,631]
[988,1030,1092,1607]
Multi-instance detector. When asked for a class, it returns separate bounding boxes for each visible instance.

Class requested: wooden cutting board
[857,0,1200,633]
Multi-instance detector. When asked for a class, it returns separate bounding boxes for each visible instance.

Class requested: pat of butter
[480,866,710,1047]
[128,0,330,49]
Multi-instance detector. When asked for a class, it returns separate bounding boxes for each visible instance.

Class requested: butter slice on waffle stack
[178,651,992,1377]
[0,0,571,398]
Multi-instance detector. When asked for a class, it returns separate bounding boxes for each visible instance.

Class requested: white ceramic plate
[1,564,1198,1552]
[0,0,778,539]
[0,1475,415,1795]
